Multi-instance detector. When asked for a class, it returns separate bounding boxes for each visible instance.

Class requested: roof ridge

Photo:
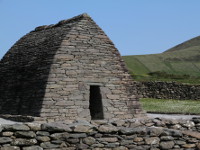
[33,13,91,32]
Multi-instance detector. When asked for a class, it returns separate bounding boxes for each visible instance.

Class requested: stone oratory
[0,13,144,122]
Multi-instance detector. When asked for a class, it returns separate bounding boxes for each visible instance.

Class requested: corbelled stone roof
[33,13,91,32]
[0,13,144,121]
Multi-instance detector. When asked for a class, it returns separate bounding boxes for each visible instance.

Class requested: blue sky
[1,0,200,59]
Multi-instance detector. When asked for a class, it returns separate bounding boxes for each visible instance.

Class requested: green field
[122,35,200,84]
[141,98,200,114]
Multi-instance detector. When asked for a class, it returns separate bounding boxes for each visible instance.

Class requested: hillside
[123,35,200,84]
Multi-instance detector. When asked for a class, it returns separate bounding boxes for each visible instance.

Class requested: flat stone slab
[147,113,200,120]
[0,118,21,125]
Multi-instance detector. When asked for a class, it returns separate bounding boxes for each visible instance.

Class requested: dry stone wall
[0,118,200,149]
[135,81,200,100]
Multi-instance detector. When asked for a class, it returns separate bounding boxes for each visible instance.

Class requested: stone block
[107,94,120,100]
[1,146,20,150]
[3,124,30,131]
[145,137,160,145]
[22,146,43,150]
[12,138,37,146]
[83,137,96,145]
[160,141,174,149]
[15,131,36,138]
[98,124,118,133]
[0,137,12,144]
[55,101,74,106]
[41,123,72,132]
[97,137,118,143]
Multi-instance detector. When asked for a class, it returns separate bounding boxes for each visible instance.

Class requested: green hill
[123,35,200,84]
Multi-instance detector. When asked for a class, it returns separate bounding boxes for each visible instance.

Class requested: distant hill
[164,35,200,53]
[122,35,200,84]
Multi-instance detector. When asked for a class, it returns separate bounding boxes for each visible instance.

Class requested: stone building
[0,14,144,122]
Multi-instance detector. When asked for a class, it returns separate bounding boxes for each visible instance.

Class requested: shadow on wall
[0,27,67,117]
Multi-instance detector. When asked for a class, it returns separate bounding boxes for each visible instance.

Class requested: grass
[122,36,200,84]
[141,98,200,114]
[123,48,200,77]
[122,48,200,84]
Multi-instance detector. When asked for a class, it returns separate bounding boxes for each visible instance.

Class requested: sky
[1,0,200,59]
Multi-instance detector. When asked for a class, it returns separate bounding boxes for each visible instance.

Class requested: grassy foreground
[141,98,200,114]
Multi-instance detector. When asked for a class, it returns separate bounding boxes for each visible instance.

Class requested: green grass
[141,98,200,114]
[123,48,200,77]
[122,56,150,75]
[122,35,200,84]
[122,47,200,84]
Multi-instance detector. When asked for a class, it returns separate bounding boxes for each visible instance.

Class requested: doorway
[89,85,104,120]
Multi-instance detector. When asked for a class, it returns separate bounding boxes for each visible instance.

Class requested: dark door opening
[89,85,104,120]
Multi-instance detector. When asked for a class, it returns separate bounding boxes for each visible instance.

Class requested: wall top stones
[0,117,200,149]
[134,81,200,100]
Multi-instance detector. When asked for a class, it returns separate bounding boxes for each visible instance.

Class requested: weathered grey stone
[123,134,137,140]
[183,121,195,129]
[113,146,128,150]
[148,127,163,136]
[2,132,14,137]
[182,144,196,148]
[111,120,126,127]
[119,127,146,135]
[91,143,104,148]
[97,137,118,143]
[98,124,118,133]
[66,138,79,144]
[41,123,71,132]
[22,146,43,150]
[36,131,50,136]
[171,124,182,130]
[51,140,63,144]
[91,120,108,125]
[15,131,36,138]
[40,142,60,149]
[0,125,3,132]
[150,148,160,150]
[50,132,69,140]
[164,129,183,137]
[72,125,94,133]
[0,146,20,150]
[83,137,96,145]
[120,140,134,146]
[160,136,174,141]
[26,123,41,131]
[105,142,120,148]
[12,138,37,146]
[77,143,89,149]
[4,124,30,131]
[0,137,12,144]
[133,137,143,142]
[160,141,174,149]
[94,133,103,138]
[145,137,160,145]
[175,140,186,145]
[68,133,87,138]
[36,136,50,142]
[182,130,200,139]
